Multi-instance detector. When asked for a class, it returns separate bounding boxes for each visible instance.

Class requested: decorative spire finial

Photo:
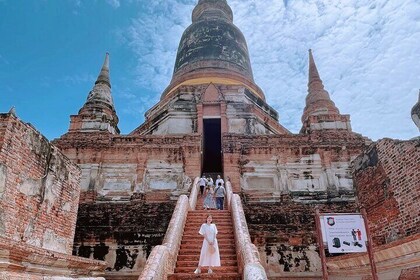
[95,52,111,88]
[308,49,322,87]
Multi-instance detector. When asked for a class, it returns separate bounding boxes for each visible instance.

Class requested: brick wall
[399,266,420,280]
[243,199,357,274]
[222,130,367,276]
[73,200,176,278]
[353,139,420,246]
[52,128,202,278]
[0,114,81,254]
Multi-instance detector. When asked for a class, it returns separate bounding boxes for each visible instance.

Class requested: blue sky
[0,0,419,140]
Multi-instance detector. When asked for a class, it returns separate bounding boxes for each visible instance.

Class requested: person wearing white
[194,215,220,274]
[198,176,208,197]
[207,176,214,188]
[215,175,224,188]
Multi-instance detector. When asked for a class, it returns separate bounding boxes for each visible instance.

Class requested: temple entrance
[202,118,222,176]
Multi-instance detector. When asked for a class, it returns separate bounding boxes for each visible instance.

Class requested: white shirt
[198,177,208,186]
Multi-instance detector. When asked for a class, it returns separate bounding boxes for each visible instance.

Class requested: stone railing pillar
[139,177,199,280]
[188,177,200,210]
[138,245,169,280]
[138,195,189,280]
[228,188,268,280]
[225,180,233,210]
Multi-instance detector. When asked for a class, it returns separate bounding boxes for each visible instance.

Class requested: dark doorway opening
[202,118,222,174]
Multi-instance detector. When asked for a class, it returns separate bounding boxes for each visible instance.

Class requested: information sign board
[321,214,367,253]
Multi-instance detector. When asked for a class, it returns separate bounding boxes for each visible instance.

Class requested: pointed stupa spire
[301,50,351,133]
[308,49,322,87]
[68,53,120,134]
[85,53,114,106]
[302,49,340,123]
[95,52,111,88]
[411,89,420,132]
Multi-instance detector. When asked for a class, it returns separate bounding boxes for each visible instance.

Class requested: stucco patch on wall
[0,164,5,199]
[18,178,41,196]
[42,229,68,254]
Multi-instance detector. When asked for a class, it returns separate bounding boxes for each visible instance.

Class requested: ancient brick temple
[1,0,419,279]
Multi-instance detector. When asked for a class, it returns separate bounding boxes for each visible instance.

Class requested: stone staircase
[168,196,241,280]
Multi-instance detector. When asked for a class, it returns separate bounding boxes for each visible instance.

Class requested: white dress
[203,189,216,209]
[198,223,221,267]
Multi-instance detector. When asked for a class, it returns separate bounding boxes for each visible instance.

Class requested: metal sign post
[315,209,329,280]
[361,208,379,280]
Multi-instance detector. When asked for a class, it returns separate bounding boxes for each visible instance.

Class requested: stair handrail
[226,183,268,280]
[138,194,189,280]
[188,177,200,210]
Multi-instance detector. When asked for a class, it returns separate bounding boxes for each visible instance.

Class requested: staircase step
[177,254,238,261]
[181,238,234,244]
[192,210,230,214]
[171,197,239,280]
[176,260,238,267]
[168,272,241,280]
[188,213,231,216]
[184,225,233,229]
[175,266,238,273]
[183,230,234,235]
[180,244,236,250]
[179,248,236,255]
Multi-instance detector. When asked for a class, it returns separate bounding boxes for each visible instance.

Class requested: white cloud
[119,1,194,92]
[122,0,420,140]
[106,0,120,9]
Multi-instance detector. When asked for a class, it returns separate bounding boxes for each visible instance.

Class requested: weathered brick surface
[223,131,367,196]
[353,139,420,246]
[0,113,105,278]
[242,200,357,274]
[399,266,420,280]
[219,130,367,277]
[72,200,176,277]
[52,128,202,278]
[53,132,201,200]
[0,114,81,254]
[0,236,106,279]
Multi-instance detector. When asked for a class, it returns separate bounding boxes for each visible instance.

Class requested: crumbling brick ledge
[327,233,420,277]
[0,236,106,279]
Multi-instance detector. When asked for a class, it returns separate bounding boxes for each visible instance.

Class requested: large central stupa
[165,0,264,100]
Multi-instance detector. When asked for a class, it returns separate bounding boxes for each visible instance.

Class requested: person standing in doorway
[214,182,226,210]
[194,215,220,274]
[198,175,208,197]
